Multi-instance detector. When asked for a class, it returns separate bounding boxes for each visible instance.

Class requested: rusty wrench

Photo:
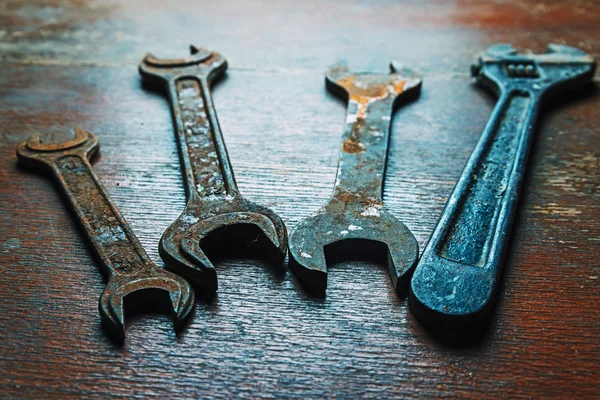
[139,46,288,292]
[288,61,421,295]
[17,127,195,340]
[410,44,596,328]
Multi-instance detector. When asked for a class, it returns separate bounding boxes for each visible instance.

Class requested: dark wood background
[1,0,598,397]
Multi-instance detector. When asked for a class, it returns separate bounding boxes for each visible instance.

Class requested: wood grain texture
[0,0,599,398]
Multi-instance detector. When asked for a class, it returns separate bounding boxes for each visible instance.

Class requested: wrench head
[16,127,99,172]
[471,43,596,96]
[288,196,418,296]
[139,45,227,85]
[99,268,194,341]
[159,197,288,293]
[326,60,422,106]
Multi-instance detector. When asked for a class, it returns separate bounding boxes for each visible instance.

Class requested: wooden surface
[1,0,599,397]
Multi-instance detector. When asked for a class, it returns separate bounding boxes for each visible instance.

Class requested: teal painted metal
[410,44,596,333]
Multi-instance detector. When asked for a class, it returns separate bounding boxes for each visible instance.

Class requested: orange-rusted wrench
[288,61,421,296]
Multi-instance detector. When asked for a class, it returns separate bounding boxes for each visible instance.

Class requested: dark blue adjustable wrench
[410,44,596,329]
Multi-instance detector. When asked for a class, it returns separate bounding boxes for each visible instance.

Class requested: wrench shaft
[334,99,394,203]
[55,154,151,277]
[437,90,538,267]
[169,77,237,199]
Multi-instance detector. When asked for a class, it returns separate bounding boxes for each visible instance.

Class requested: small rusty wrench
[139,46,288,292]
[16,128,195,340]
[288,61,421,295]
[410,44,596,328]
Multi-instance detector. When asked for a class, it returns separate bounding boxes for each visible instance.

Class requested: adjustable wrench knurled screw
[17,127,195,341]
[288,61,422,296]
[410,44,596,328]
[139,46,288,293]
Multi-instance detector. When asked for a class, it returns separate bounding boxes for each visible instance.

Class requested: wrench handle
[333,98,394,203]
[54,154,152,278]
[411,89,540,318]
[168,77,237,200]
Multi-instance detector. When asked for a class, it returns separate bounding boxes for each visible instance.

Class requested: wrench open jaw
[288,62,421,297]
[289,195,419,296]
[410,44,596,337]
[17,128,195,342]
[159,198,286,294]
[140,46,287,294]
[99,271,194,341]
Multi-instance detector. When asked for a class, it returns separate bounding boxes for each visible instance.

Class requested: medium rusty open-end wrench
[139,46,288,292]
[288,61,421,296]
[410,44,596,329]
[17,128,194,340]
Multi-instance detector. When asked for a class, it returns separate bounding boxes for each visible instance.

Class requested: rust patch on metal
[342,138,364,153]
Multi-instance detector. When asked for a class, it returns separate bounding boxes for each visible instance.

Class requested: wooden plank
[0,0,599,73]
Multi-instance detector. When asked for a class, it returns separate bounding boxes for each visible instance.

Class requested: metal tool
[410,44,596,328]
[139,46,288,292]
[16,127,195,340]
[288,61,421,295]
